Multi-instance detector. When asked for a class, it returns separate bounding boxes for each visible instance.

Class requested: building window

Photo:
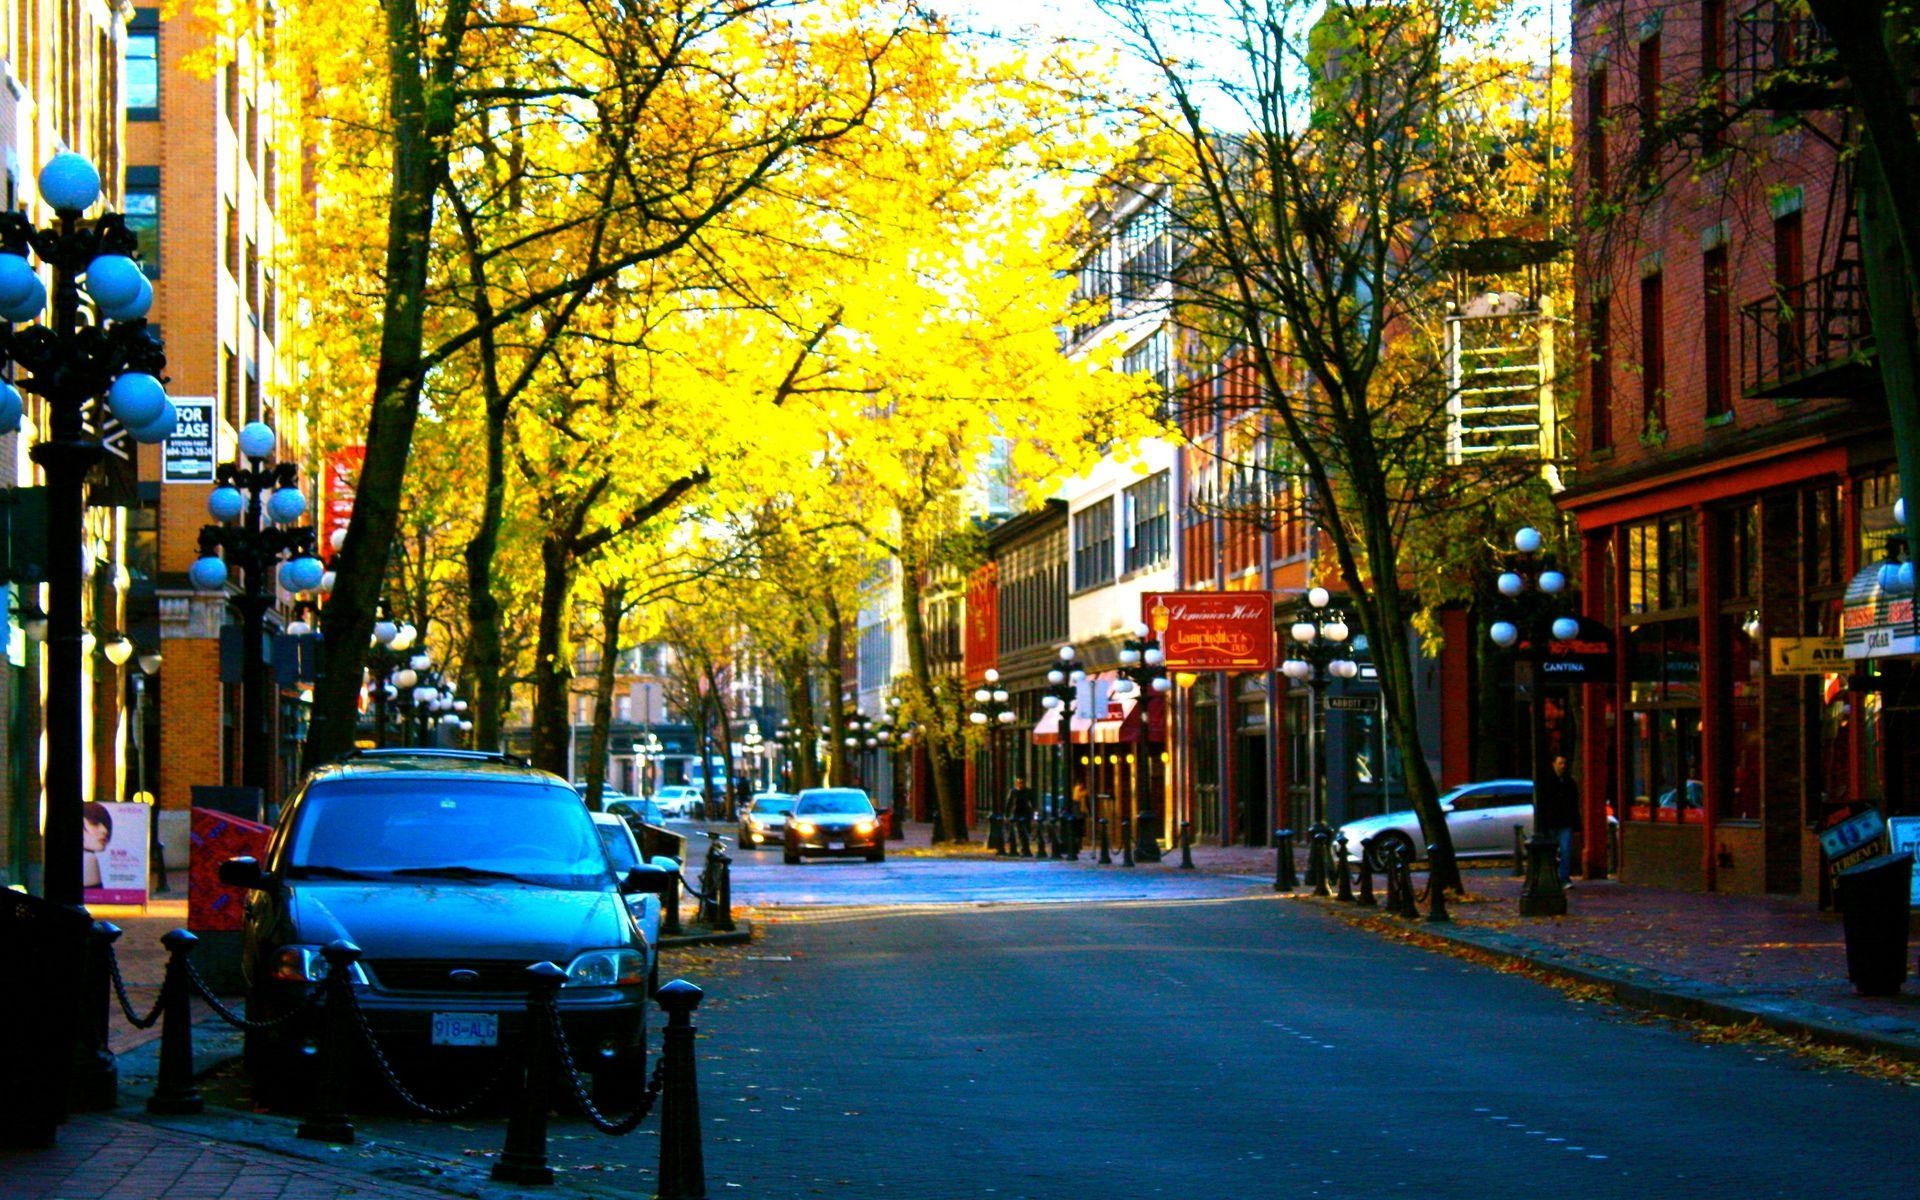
[1701,0,1726,151]
[616,694,632,723]
[1636,33,1660,189]
[124,10,159,120]
[125,166,160,279]
[1589,295,1612,450]
[1072,500,1115,591]
[1703,246,1730,418]
[1585,68,1608,200]
[224,201,240,281]
[1639,271,1664,438]
[1122,471,1171,575]
[1627,514,1697,615]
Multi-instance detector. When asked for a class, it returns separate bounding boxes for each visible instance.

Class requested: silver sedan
[1335,779,1535,871]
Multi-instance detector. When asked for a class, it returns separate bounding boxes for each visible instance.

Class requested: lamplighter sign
[1143,591,1275,672]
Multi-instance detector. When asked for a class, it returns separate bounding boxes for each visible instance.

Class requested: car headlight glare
[267,945,369,985]
[563,948,648,988]
[854,820,876,835]
[791,820,816,836]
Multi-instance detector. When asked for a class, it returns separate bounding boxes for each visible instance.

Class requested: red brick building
[1564,1,1913,893]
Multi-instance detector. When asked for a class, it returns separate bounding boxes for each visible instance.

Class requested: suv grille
[367,958,538,993]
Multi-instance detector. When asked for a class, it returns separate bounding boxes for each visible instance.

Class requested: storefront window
[1627,708,1703,822]
[1727,616,1761,820]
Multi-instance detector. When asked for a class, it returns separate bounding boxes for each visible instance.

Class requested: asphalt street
[171,857,1920,1199]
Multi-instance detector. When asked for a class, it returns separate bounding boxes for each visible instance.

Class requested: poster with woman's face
[83,801,151,906]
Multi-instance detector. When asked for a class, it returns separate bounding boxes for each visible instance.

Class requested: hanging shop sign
[1533,616,1616,681]
[1143,591,1275,672]
[1842,564,1919,659]
[1820,807,1889,874]
[1769,636,1847,676]
[321,446,365,557]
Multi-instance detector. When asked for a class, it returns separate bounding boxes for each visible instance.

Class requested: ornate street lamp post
[969,669,1017,850]
[1040,645,1083,858]
[362,602,417,749]
[1118,622,1173,863]
[189,422,324,808]
[2,153,174,907]
[1281,588,1358,896]
[1488,525,1579,917]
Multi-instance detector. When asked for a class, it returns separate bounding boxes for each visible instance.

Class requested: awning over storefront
[1842,562,1918,659]
[1032,707,1093,745]
[1091,694,1169,743]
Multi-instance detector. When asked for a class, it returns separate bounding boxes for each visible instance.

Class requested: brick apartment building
[1564,0,1915,893]
[128,5,294,853]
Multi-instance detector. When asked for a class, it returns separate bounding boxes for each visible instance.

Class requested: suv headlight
[267,945,370,985]
[563,948,648,988]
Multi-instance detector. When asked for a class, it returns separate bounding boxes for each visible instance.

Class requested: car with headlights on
[1335,778,1617,871]
[782,787,885,864]
[220,749,670,1110]
[737,792,796,849]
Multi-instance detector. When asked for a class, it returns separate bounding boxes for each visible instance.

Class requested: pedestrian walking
[1007,776,1037,821]
[1536,755,1580,885]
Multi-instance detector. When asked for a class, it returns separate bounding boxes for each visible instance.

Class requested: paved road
[170,859,1920,1199]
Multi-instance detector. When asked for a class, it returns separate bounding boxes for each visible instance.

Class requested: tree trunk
[528,532,576,777]
[899,557,965,842]
[304,0,470,773]
[463,395,510,750]
[824,592,849,786]
[581,581,624,810]
[703,659,731,818]
[784,648,820,790]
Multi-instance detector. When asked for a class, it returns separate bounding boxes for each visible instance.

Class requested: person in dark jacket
[1536,755,1580,885]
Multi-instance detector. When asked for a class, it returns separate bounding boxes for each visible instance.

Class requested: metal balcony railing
[1727,0,1843,112]
[1738,261,1875,400]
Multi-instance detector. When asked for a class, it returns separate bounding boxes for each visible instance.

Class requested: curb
[1320,900,1920,1066]
[658,919,753,949]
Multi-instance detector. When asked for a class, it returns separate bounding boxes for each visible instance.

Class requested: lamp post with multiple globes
[1281,588,1358,895]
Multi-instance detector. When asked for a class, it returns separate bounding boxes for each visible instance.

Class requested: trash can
[0,890,91,1148]
[1836,851,1914,997]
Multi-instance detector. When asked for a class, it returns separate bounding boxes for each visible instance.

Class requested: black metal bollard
[1334,836,1355,903]
[1425,846,1452,923]
[1055,814,1072,860]
[1179,821,1194,869]
[146,930,203,1115]
[1519,834,1569,917]
[697,840,734,931]
[73,921,121,1112]
[1097,817,1112,865]
[660,864,683,937]
[1273,829,1298,891]
[1134,812,1162,863]
[1121,817,1135,867]
[492,962,566,1186]
[655,980,707,1200]
[1032,813,1048,858]
[1394,850,1421,919]
[988,810,1004,854]
[1513,825,1527,877]
[297,940,363,1144]
[1356,839,1377,907]
[1308,825,1335,898]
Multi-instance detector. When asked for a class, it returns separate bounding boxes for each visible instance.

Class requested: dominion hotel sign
[1143,592,1277,673]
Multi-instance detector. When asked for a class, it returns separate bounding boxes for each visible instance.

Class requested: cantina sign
[1143,591,1275,672]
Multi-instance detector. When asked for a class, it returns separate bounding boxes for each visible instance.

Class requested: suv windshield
[795,790,874,816]
[282,778,607,889]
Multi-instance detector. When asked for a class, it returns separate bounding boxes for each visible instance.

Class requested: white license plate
[431,1012,498,1046]
[828,841,845,851]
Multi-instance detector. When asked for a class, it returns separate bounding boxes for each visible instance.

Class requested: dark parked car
[220,749,669,1109]
[783,787,885,864]
[737,792,796,850]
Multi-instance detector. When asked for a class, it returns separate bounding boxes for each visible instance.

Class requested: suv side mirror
[621,864,676,899]
[217,856,269,890]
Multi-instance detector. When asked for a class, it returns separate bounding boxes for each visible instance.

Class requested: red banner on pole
[321,446,365,561]
[964,562,999,680]
[1144,591,1275,672]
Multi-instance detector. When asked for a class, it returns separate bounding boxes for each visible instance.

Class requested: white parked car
[652,785,705,820]
[1336,779,1616,871]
